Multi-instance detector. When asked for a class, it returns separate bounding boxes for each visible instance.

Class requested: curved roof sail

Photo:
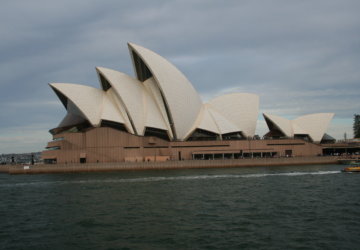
[263,113,334,142]
[195,105,221,135]
[101,89,127,125]
[50,83,104,126]
[263,113,293,137]
[57,102,87,128]
[128,43,202,140]
[96,67,146,135]
[293,113,334,142]
[209,93,259,137]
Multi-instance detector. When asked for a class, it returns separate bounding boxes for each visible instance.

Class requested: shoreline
[0,156,340,175]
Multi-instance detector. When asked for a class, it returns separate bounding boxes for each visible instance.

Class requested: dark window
[294,134,312,142]
[132,51,153,81]
[52,137,64,141]
[187,129,220,141]
[159,91,177,140]
[50,120,92,135]
[267,143,305,146]
[44,158,57,164]
[285,150,292,156]
[100,120,127,132]
[45,146,60,151]
[222,131,244,140]
[144,127,170,141]
[51,87,68,108]
[99,73,111,91]
[321,133,336,144]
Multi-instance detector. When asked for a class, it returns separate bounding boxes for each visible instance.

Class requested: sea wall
[4,156,339,174]
[0,165,10,173]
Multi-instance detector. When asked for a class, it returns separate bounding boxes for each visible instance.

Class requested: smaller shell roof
[58,112,86,128]
[207,107,240,134]
[263,113,335,142]
[291,122,307,135]
[263,113,293,137]
[209,93,259,137]
[50,83,104,126]
[195,105,221,135]
[293,113,334,142]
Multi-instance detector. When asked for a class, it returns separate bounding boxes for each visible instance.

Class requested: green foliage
[354,114,360,138]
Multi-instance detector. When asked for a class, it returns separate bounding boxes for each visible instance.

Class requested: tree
[354,114,360,138]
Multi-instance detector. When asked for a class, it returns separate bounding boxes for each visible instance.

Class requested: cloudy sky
[1,0,359,153]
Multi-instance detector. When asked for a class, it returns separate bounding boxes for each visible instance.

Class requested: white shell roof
[96,67,146,135]
[293,113,334,142]
[291,122,307,135]
[58,101,87,128]
[104,87,134,134]
[196,105,221,135]
[142,77,171,135]
[128,43,202,140]
[101,89,126,125]
[263,113,334,142]
[189,101,258,139]
[208,93,259,137]
[50,83,104,126]
[263,113,293,137]
[207,107,240,134]
[97,67,171,136]
[49,43,334,143]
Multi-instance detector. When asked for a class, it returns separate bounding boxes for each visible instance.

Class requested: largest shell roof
[50,43,260,141]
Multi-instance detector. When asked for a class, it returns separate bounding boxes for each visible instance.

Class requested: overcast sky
[1,0,359,153]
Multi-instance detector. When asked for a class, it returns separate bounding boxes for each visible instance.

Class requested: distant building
[42,43,334,164]
[1,152,41,164]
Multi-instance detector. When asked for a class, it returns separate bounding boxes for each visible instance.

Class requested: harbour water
[1,164,359,249]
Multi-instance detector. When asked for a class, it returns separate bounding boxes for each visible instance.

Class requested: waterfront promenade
[0,156,339,174]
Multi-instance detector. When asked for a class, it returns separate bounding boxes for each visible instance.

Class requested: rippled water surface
[1,164,359,250]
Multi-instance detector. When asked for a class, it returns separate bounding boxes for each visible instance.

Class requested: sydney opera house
[42,43,334,164]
